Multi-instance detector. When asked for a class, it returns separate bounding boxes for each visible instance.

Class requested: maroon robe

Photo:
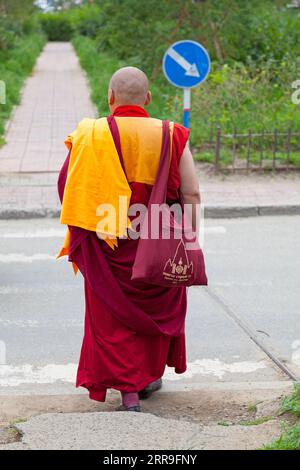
[58,105,189,401]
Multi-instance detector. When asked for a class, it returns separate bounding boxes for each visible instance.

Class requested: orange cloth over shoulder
[58,116,173,265]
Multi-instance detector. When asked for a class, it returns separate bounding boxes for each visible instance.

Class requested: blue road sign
[163,40,210,89]
[162,40,210,128]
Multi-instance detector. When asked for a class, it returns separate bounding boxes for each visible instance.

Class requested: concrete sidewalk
[1,170,300,219]
[0,41,300,219]
[0,387,290,451]
[0,383,293,450]
[0,411,283,450]
[198,168,300,217]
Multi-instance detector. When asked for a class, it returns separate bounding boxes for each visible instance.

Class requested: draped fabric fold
[69,233,187,337]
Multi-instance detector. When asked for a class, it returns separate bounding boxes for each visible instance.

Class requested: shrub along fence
[213,127,300,172]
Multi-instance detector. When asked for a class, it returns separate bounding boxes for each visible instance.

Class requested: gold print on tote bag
[163,240,193,283]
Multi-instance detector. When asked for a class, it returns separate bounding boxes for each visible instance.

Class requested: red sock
[121,391,139,408]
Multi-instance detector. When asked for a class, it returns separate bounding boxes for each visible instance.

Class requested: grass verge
[72,36,122,117]
[263,382,300,450]
[0,33,46,144]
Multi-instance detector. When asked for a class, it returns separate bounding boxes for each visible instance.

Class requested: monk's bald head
[108,67,151,110]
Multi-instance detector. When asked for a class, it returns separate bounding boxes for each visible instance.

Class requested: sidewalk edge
[0,204,300,220]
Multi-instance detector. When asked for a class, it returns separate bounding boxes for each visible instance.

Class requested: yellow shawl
[58,116,173,271]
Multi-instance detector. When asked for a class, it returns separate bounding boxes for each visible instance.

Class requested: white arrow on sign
[167,47,200,77]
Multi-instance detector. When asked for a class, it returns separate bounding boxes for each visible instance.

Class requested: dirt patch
[0,386,289,445]
[0,425,22,445]
[139,388,287,425]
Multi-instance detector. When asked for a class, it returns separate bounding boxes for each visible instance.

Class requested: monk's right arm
[179,144,201,235]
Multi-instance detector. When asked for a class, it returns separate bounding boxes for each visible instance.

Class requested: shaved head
[108,66,151,111]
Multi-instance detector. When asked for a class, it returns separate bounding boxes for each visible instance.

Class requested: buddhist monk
[57,66,201,412]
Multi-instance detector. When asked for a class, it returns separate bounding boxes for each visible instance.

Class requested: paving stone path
[0,42,95,173]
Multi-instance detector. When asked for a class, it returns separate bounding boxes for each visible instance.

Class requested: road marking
[0,364,77,386]
[164,359,267,380]
[0,359,267,387]
[167,47,200,77]
[0,319,39,328]
[0,285,79,295]
[0,229,65,238]
[0,253,57,263]
[0,318,83,328]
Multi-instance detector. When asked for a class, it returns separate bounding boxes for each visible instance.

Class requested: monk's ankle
[121,391,139,409]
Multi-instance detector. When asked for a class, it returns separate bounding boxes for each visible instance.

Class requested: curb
[0,204,300,220]
[0,209,61,220]
[204,204,300,218]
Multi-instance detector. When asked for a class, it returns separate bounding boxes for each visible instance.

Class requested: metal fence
[214,127,300,172]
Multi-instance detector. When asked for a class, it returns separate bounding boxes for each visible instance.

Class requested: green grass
[247,404,258,413]
[282,382,300,417]
[0,33,46,143]
[218,420,234,427]
[239,416,272,426]
[264,424,300,450]
[9,417,27,425]
[193,148,300,168]
[72,36,123,117]
[263,382,300,450]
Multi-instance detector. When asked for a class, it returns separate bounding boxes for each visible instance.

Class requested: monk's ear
[108,88,115,105]
[144,90,152,106]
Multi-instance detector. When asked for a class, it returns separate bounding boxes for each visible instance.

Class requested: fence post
[260,129,264,171]
[215,126,221,172]
[286,128,291,169]
[246,130,252,172]
[232,127,237,170]
[273,128,278,170]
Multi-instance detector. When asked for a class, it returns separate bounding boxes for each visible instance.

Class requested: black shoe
[138,378,162,400]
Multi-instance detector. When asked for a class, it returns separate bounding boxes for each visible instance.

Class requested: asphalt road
[0,216,299,396]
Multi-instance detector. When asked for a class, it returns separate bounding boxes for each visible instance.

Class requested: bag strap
[107,115,127,178]
[148,120,171,205]
[107,116,170,204]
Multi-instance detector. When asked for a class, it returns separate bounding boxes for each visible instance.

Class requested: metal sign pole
[183,88,191,128]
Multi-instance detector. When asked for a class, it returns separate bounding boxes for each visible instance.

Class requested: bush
[38,5,103,42]
[67,5,103,39]
[39,13,74,41]
[0,23,15,52]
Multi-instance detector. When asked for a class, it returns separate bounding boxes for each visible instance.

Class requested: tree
[0,0,36,18]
